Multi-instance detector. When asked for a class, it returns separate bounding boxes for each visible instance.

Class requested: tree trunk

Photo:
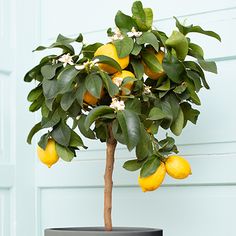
[104,123,117,231]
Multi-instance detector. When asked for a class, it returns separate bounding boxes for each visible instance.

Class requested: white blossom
[109,28,124,41]
[143,85,152,94]
[112,77,123,87]
[75,59,100,71]
[109,98,125,111]
[58,53,74,67]
[127,27,142,38]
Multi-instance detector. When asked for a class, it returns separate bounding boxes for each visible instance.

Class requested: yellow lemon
[94,44,129,74]
[138,162,166,192]
[112,70,135,95]
[165,155,192,179]
[37,139,59,168]
[143,50,165,80]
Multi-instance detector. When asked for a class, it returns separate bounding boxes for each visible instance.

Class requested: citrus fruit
[94,43,129,74]
[138,162,166,192]
[37,138,59,168]
[165,155,192,179]
[112,70,135,95]
[83,89,105,106]
[143,50,165,80]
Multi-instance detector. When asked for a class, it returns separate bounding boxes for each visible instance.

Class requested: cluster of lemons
[84,43,165,105]
[138,156,192,192]
[37,43,191,192]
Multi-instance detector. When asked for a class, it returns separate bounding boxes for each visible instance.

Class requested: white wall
[0,1,236,236]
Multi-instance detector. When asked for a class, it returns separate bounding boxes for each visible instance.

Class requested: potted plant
[24,1,220,235]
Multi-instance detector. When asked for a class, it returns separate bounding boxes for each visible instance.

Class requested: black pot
[45,227,163,236]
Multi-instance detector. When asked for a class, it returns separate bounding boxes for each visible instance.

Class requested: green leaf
[136,32,159,52]
[156,79,170,91]
[69,130,85,148]
[188,43,204,58]
[85,73,103,98]
[123,159,143,171]
[163,54,184,83]
[117,109,141,151]
[131,43,142,56]
[56,143,74,162]
[51,122,71,146]
[84,106,114,130]
[99,71,119,97]
[144,8,153,29]
[140,157,160,178]
[41,63,62,80]
[34,43,75,54]
[115,10,137,31]
[57,66,79,94]
[41,109,61,128]
[113,37,134,58]
[183,61,210,89]
[60,91,76,111]
[27,122,42,144]
[181,102,200,126]
[186,71,202,92]
[132,1,150,31]
[131,60,144,80]
[148,107,167,121]
[93,55,122,72]
[76,77,86,106]
[27,85,43,102]
[78,114,96,139]
[136,124,152,160]
[142,51,163,73]
[82,43,103,59]
[174,17,221,41]
[125,98,141,114]
[29,94,44,112]
[166,31,189,60]
[38,133,50,150]
[170,107,184,136]
[56,33,83,44]
[198,60,217,74]
[42,78,58,100]
[173,83,187,94]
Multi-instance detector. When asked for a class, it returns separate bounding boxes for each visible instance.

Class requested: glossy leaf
[56,143,74,162]
[84,106,114,130]
[123,159,143,171]
[78,115,96,139]
[140,157,160,178]
[51,122,71,146]
[85,74,103,98]
[117,110,141,151]
[27,122,42,144]
[136,32,159,52]
[113,37,134,58]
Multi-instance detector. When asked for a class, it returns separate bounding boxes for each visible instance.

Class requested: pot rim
[45,227,163,233]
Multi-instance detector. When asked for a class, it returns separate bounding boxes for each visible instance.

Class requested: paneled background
[0,0,236,236]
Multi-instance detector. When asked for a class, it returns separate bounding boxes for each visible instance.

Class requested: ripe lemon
[94,44,129,74]
[83,89,105,106]
[143,50,165,80]
[37,139,59,168]
[112,70,135,95]
[165,155,192,179]
[138,162,166,192]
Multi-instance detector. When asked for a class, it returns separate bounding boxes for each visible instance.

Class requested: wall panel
[0,189,11,236]
[34,1,236,236]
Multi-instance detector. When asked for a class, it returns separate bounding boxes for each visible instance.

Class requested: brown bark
[104,123,117,231]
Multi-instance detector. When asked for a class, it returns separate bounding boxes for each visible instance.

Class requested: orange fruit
[94,44,129,74]
[143,50,165,80]
[112,70,135,95]
[83,89,105,106]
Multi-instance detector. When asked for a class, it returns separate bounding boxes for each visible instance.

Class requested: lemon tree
[24,1,220,231]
